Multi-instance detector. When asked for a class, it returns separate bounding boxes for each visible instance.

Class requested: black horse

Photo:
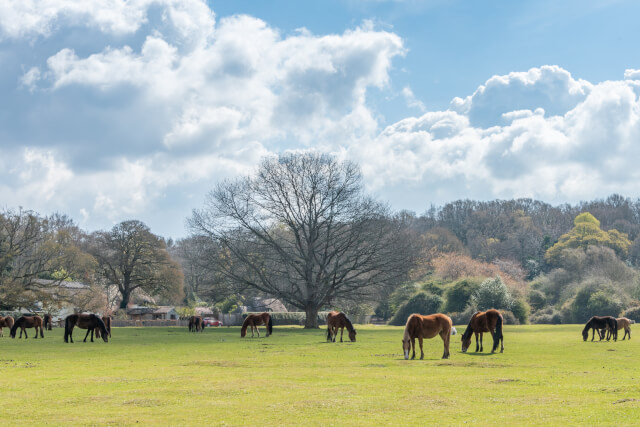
[582,316,617,342]
[64,314,109,343]
[43,314,53,331]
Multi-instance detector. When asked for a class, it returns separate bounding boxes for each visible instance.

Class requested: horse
[10,315,44,339]
[64,314,109,343]
[582,316,617,342]
[461,309,504,353]
[0,316,15,337]
[43,314,53,331]
[241,313,272,338]
[402,313,455,360]
[94,316,112,339]
[188,316,204,332]
[600,317,633,341]
[326,311,357,342]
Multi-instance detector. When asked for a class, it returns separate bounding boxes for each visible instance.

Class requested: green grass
[0,325,639,426]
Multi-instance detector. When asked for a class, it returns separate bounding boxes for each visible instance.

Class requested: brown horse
[188,316,204,332]
[461,309,504,353]
[95,316,112,339]
[43,314,53,331]
[64,314,109,343]
[241,313,272,338]
[0,316,15,337]
[601,317,634,340]
[402,313,455,359]
[326,311,357,342]
[10,315,44,339]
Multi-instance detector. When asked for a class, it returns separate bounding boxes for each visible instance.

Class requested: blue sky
[1,0,640,238]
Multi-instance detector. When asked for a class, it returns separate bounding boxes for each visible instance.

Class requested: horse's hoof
[420,356,424,360]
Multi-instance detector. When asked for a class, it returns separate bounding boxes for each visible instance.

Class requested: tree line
[3,153,640,326]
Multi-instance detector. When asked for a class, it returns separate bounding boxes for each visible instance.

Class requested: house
[239,298,288,313]
[126,305,178,321]
[195,307,216,317]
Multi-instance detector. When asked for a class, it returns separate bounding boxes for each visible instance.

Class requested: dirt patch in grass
[492,378,520,383]
[612,398,640,404]
[183,360,239,368]
[123,398,162,407]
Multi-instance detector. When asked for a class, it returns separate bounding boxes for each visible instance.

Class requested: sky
[1,0,640,239]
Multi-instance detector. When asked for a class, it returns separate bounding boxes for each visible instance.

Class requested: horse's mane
[461,311,480,340]
[93,314,108,335]
[343,314,355,334]
[403,314,416,340]
[240,314,252,336]
[9,316,23,335]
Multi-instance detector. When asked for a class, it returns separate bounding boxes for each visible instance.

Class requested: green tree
[545,213,631,265]
[389,292,443,326]
[472,276,512,311]
[444,278,480,312]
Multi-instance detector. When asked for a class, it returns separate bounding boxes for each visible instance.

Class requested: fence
[109,313,373,327]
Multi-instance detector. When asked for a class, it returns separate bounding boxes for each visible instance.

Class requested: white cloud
[624,69,640,80]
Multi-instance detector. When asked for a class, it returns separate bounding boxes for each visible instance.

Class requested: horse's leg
[340,327,344,343]
[418,337,424,360]
[474,332,479,352]
[480,333,484,352]
[256,324,261,337]
[410,337,416,360]
[91,328,95,342]
[40,324,44,338]
[440,330,450,359]
[591,327,595,341]
[83,328,91,342]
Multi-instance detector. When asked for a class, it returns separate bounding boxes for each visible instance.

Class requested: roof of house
[33,278,89,289]
[126,305,176,315]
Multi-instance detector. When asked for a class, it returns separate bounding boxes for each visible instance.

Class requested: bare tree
[0,209,94,310]
[87,220,184,309]
[190,153,414,328]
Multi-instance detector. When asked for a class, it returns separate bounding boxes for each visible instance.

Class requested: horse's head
[348,329,356,342]
[461,334,472,353]
[402,338,411,359]
[582,327,589,341]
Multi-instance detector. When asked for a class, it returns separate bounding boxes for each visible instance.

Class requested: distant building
[126,305,178,321]
[238,298,288,313]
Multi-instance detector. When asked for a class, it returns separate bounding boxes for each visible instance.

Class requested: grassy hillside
[0,325,638,425]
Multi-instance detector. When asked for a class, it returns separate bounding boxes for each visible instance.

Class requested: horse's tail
[240,316,250,338]
[492,313,503,352]
[64,316,73,343]
[267,314,273,336]
[326,325,332,341]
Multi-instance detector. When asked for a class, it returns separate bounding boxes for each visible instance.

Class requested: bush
[448,304,479,326]
[421,281,445,296]
[622,306,640,322]
[510,298,530,324]
[528,290,547,311]
[389,292,443,326]
[530,307,563,324]
[374,300,393,320]
[568,284,623,323]
[241,312,331,326]
[444,278,481,312]
[500,310,518,325]
[472,276,512,311]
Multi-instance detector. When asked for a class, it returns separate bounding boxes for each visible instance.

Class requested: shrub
[472,276,512,311]
[448,304,479,326]
[530,307,562,324]
[389,292,443,326]
[568,284,623,323]
[622,306,640,322]
[500,310,518,325]
[510,298,530,324]
[527,290,547,311]
[374,300,393,320]
[444,278,481,312]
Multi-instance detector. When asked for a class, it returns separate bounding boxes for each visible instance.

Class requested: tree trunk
[304,306,319,328]
[119,290,131,309]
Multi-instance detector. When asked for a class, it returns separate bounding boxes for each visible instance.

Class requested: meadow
[0,324,638,426]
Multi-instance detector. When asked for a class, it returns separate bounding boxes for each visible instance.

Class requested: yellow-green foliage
[545,212,631,264]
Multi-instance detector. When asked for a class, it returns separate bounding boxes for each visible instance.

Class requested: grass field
[0,324,639,426]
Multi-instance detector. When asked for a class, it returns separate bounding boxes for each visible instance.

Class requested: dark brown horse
[402,313,455,359]
[10,315,44,339]
[461,309,504,353]
[43,314,53,330]
[0,315,15,337]
[64,314,109,343]
[241,313,272,338]
[326,311,356,342]
[95,316,112,339]
[582,316,617,342]
[188,316,204,332]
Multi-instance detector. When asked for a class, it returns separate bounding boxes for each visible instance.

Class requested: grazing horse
[64,314,109,343]
[0,316,15,337]
[95,316,112,339]
[326,311,357,342]
[188,316,204,332]
[402,313,455,360]
[601,317,633,341]
[241,313,272,338]
[43,314,53,331]
[461,309,504,353]
[582,316,617,342]
[10,315,44,339]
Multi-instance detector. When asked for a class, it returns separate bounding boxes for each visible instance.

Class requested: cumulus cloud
[2,1,640,237]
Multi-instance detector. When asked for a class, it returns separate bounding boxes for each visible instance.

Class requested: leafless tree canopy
[190,153,414,327]
[87,220,184,309]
